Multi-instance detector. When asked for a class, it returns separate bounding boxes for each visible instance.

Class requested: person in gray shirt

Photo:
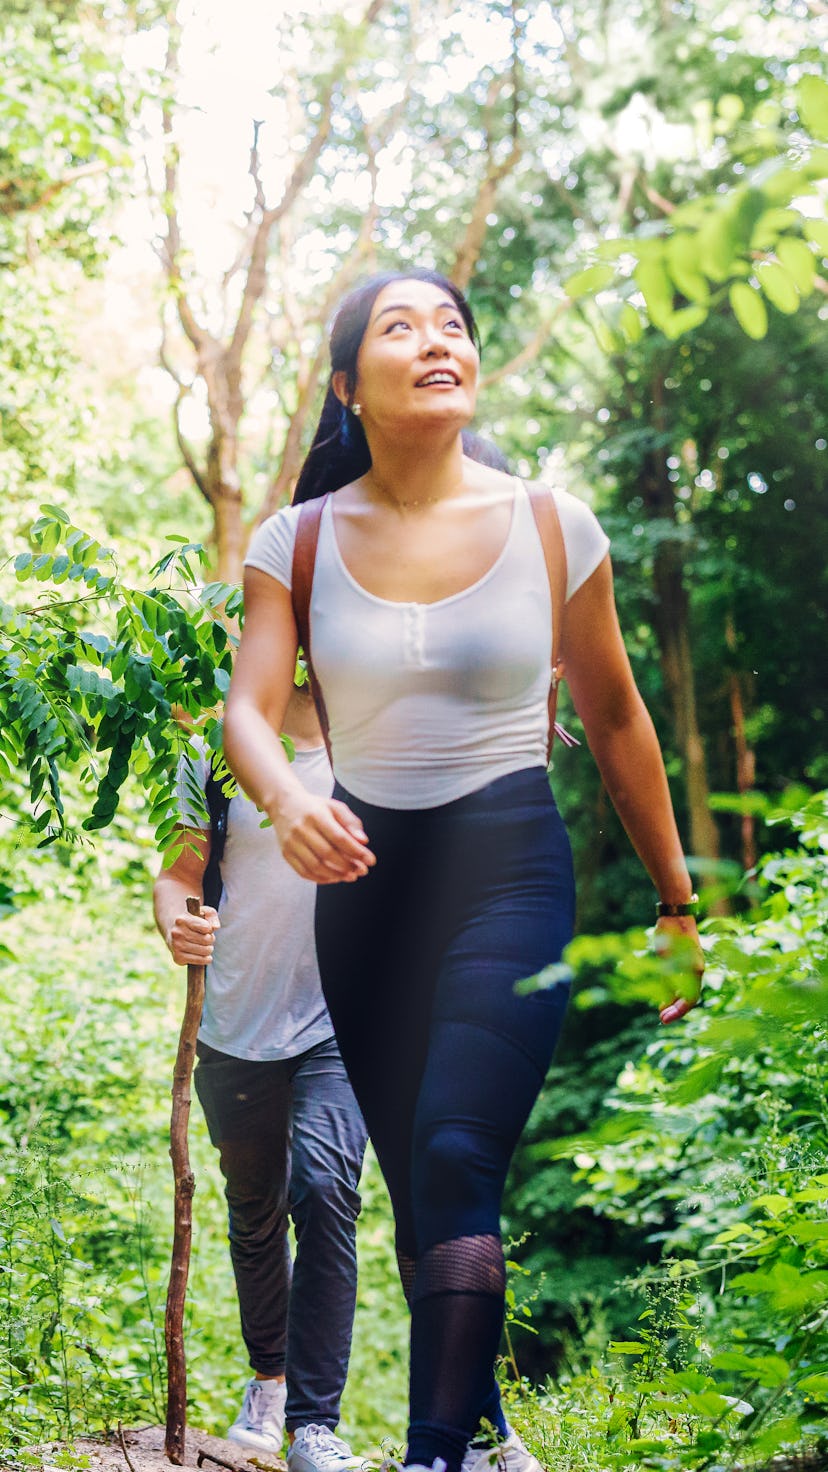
[154,678,367,1472]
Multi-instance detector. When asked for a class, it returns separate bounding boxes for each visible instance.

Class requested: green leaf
[661,303,708,339]
[756,260,800,314]
[797,74,828,141]
[752,1192,793,1217]
[696,208,739,282]
[775,236,816,294]
[591,312,622,353]
[729,1262,828,1312]
[713,1351,790,1387]
[804,218,828,255]
[797,1373,828,1398]
[618,303,643,342]
[38,503,70,524]
[729,282,768,339]
[666,232,710,303]
[80,632,111,658]
[564,264,616,299]
[794,1184,828,1203]
[751,206,801,250]
[671,1053,724,1104]
[685,1390,733,1419]
[635,257,674,327]
[708,790,774,817]
[702,1013,763,1053]
[751,1416,803,1461]
[787,1220,828,1244]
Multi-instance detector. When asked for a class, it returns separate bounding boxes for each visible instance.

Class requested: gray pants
[194,1035,368,1431]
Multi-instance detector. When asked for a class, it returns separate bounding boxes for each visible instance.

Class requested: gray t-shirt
[177,742,334,1061]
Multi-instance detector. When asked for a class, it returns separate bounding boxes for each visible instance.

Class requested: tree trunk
[195,339,247,582]
[641,375,721,874]
[725,612,757,873]
[206,431,245,584]
[648,534,721,865]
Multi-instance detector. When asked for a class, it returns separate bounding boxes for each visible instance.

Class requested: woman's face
[336,277,479,436]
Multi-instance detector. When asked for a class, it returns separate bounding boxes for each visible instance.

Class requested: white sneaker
[227,1377,287,1453]
[288,1425,363,1472]
[461,1427,543,1472]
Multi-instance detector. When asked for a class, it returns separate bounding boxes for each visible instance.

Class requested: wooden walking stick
[165,896,206,1464]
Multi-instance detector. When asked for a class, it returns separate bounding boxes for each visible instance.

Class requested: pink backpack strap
[523,480,580,759]
[290,495,333,765]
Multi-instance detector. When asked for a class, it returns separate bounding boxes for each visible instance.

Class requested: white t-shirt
[245,479,609,809]
[177,743,334,1061]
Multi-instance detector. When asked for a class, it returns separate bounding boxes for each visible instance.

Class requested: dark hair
[292,269,481,504]
[460,430,511,474]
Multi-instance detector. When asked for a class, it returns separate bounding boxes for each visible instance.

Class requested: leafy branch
[2,507,240,854]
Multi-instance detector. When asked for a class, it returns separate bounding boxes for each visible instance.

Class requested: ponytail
[292,386,371,504]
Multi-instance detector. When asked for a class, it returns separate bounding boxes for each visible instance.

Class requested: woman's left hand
[654,916,704,1024]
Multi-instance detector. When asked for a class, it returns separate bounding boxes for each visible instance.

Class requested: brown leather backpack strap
[290,495,333,765]
[524,480,578,760]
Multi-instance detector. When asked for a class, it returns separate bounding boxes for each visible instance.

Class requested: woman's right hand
[167,905,220,967]
[273,791,376,883]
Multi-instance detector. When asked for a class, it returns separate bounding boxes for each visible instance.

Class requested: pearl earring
[351,402,362,417]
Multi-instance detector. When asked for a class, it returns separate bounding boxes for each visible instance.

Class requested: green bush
[513,790,828,1468]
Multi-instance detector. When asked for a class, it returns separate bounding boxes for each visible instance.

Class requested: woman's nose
[420,331,449,356]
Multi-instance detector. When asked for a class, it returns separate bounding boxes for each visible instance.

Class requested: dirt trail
[26,1424,286,1472]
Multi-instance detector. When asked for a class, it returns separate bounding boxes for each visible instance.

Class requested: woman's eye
[384,319,411,333]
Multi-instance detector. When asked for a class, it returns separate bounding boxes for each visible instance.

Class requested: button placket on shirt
[402,603,427,668]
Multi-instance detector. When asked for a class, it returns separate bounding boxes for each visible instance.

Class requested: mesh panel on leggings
[412,1233,505,1303]
[396,1247,416,1305]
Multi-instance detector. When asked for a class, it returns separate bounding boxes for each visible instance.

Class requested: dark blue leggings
[315,766,575,1472]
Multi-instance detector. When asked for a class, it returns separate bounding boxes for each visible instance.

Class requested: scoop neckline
[323,476,525,609]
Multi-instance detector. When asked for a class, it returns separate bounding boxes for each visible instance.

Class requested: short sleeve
[244,504,301,590]
[175,739,210,829]
[553,488,610,601]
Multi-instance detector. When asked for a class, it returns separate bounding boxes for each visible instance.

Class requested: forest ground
[31,1424,282,1472]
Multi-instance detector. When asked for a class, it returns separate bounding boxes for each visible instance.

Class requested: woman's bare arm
[561,554,703,1020]
[223,567,375,883]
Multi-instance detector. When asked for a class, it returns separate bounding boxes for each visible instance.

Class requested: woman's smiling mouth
[415,370,461,387]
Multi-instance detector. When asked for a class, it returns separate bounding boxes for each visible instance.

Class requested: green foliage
[0,865,179,1451]
[564,76,828,344]
[1,506,239,851]
[0,1151,161,1444]
[0,1,134,270]
[509,790,828,1467]
[0,844,407,1454]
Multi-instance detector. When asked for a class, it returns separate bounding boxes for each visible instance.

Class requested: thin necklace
[368,472,460,510]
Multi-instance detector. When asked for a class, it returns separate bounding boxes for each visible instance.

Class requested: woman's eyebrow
[373,298,459,323]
